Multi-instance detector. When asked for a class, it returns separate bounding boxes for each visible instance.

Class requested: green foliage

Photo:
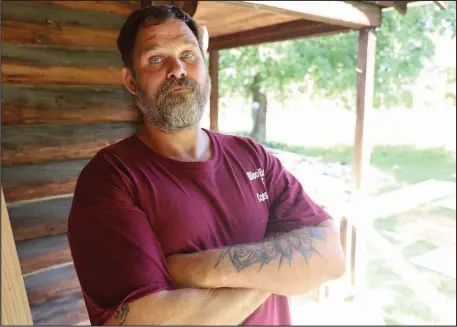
[218,2,456,109]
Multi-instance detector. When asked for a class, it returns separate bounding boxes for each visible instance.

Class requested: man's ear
[122,67,137,95]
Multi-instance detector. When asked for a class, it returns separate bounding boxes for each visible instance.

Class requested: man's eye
[150,57,162,64]
[182,52,195,60]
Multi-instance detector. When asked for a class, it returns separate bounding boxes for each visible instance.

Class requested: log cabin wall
[1,1,140,324]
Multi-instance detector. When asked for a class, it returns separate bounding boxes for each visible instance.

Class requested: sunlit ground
[203,95,456,325]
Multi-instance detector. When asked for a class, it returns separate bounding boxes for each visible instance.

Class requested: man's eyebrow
[140,38,199,55]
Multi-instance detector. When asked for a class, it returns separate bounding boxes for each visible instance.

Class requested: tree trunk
[250,75,268,142]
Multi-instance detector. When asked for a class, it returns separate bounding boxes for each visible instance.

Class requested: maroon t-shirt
[68,129,332,325]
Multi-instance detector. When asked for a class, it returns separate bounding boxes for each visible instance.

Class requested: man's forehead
[136,19,197,46]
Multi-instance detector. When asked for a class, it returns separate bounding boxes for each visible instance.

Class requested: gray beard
[135,76,211,133]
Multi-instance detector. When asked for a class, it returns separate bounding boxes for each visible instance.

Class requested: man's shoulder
[77,135,138,182]
[209,130,267,156]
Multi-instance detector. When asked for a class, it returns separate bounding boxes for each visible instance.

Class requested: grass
[262,141,456,185]
[402,240,438,258]
[257,135,456,325]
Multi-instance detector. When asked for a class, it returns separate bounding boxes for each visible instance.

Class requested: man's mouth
[172,86,190,93]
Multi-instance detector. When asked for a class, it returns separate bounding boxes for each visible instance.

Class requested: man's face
[127,19,210,132]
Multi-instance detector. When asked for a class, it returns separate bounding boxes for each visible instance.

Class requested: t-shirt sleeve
[257,145,333,234]
[67,150,173,326]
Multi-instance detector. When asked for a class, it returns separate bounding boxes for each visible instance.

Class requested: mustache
[159,77,198,95]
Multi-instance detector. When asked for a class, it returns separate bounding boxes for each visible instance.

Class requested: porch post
[209,50,219,132]
[352,27,377,298]
[1,188,33,325]
[354,27,376,193]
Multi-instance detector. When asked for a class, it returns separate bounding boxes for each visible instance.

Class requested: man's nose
[167,58,187,79]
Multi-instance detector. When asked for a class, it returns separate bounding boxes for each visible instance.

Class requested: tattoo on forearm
[114,303,129,325]
[215,228,326,272]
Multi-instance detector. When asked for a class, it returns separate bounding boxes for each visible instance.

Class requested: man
[68,5,345,326]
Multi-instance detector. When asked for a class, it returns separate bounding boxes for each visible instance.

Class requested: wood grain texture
[2,122,138,166]
[353,28,377,192]
[37,0,138,16]
[2,43,123,67]
[2,20,118,49]
[31,292,88,325]
[2,61,124,86]
[2,160,89,202]
[231,1,382,28]
[194,1,298,37]
[16,234,72,275]
[209,19,351,51]
[8,196,73,242]
[1,84,138,125]
[24,264,81,307]
[1,189,34,325]
[1,0,128,29]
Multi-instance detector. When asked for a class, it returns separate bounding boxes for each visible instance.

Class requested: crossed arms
[105,219,345,325]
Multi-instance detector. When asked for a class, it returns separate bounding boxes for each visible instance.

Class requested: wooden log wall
[1,1,140,324]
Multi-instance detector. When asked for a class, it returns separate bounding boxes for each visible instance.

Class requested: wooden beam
[31,292,88,325]
[362,1,397,8]
[392,1,409,15]
[1,188,34,325]
[1,85,138,126]
[209,19,351,51]
[433,1,448,9]
[25,263,80,307]
[2,20,118,49]
[35,1,138,16]
[1,1,129,30]
[353,28,376,193]
[209,50,219,132]
[8,196,73,242]
[2,122,137,166]
[17,234,72,275]
[352,27,377,300]
[230,1,382,28]
[2,62,123,86]
[2,159,88,203]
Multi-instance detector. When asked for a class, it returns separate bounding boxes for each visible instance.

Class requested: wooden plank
[1,1,128,29]
[195,1,298,37]
[208,19,351,51]
[353,28,377,192]
[36,0,138,16]
[1,84,138,125]
[2,43,122,67]
[8,196,73,242]
[1,20,118,49]
[433,1,448,9]
[2,61,123,86]
[362,1,397,8]
[31,292,88,325]
[1,188,34,325]
[16,234,72,275]
[209,50,219,131]
[232,1,382,28]
[24,264,81,307]
[2,160,89,202]
[2,122,137,166]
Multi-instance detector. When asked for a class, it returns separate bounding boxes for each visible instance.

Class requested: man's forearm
[168,221,345,296]
[105,287,271,325]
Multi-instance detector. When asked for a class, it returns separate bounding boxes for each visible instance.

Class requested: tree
[218,2,456,142]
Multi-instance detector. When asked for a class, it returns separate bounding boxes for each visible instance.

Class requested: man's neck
[137,121,212,162]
